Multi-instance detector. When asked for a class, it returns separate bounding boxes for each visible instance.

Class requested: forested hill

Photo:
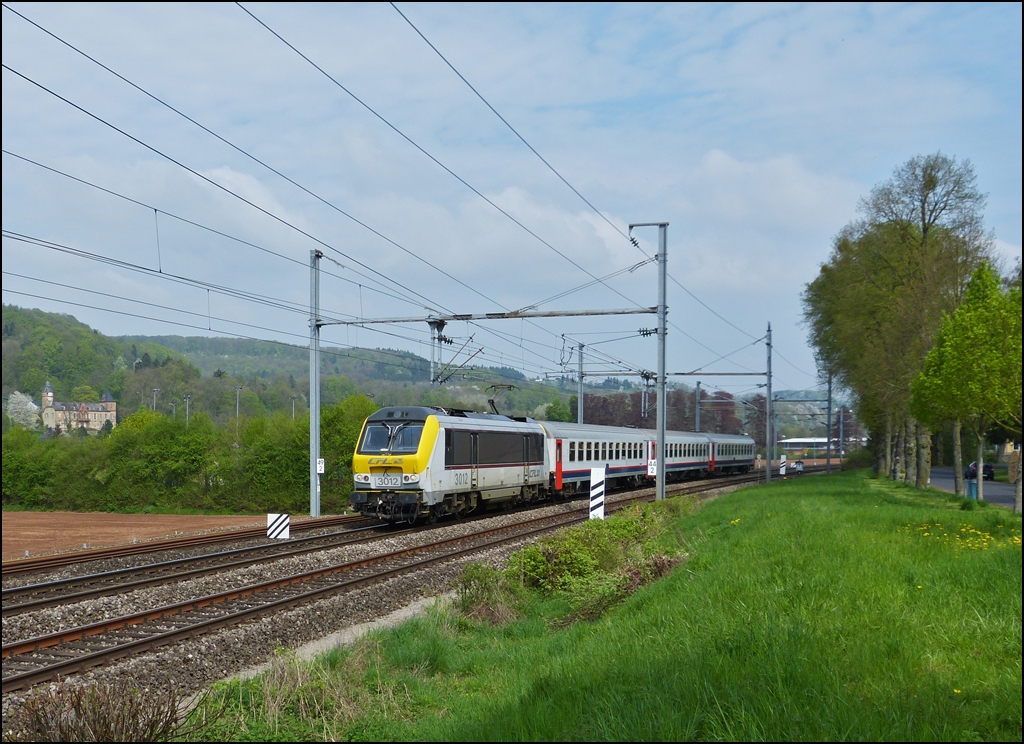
[120,335,434,384]
[2,306,566,422]
[2,305,187,402]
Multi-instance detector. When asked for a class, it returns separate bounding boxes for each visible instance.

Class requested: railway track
[1,521,408,618]
[1,467,820,694]
[0,513,370,577]
[1,468,786,617]
[1,509,584,694]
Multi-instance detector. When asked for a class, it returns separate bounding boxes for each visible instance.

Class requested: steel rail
[1,467,826,693]
[1,511,575,693]
[1,514,369,576]
[1,522,405,617]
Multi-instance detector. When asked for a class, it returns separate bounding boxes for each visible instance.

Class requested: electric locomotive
[351,406,546,522]
[350,405,757,523]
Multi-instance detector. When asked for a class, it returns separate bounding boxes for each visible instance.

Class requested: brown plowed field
[2,512,264,561]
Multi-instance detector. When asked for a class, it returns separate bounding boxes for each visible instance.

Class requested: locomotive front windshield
[358,422,424,454]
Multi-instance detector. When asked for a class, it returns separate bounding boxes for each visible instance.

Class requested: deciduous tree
[913,264,1022,509]
[804,153,992,483]
[6,391,39,429]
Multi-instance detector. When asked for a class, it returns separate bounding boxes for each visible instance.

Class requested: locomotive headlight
[403,474,420,483]
[354,474,371,483]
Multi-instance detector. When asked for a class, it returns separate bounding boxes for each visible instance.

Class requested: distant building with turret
[40,381,117,434]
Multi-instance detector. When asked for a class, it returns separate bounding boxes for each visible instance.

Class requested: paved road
[929,466,1018,510]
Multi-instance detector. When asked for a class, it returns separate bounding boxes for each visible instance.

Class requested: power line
[389,2,630,243]
[2,151,587,376]
[3,229,334,321]
[1,288,578,396]
[389,2,759,343]
[0,3,506,318]
[772,346,816,378]
[2,232,565,378]
[1,149,435,313]
[2,12,744,380]
[0,18,643,377]
[237,2,652,313]
[1,62,451,319]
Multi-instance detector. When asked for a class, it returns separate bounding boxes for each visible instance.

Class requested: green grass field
[196,471,1021,741]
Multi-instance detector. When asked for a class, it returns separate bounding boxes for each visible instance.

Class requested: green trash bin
[967,480,978,500]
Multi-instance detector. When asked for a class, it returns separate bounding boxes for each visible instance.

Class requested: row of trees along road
[803,153,1022,513]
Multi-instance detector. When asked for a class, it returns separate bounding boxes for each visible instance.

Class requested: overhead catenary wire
[2,151,582,376]
[0,3,503,319]
[389,1,760,344]
[2,227,583,380]
[1,286,571,390]
[0,62,452,319]
[0,14,648,379]
[236,2,663,317]
[3,8,765,382]
[1,150,435,313]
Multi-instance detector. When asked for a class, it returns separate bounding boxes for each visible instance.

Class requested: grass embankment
[195,472,1022,741]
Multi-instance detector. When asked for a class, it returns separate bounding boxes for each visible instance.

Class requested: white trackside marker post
[267,513,290,539]
[590,468,606,520]
[780,454,787,478]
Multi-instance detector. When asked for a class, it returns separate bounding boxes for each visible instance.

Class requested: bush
[468,499,688,625]
[841,447,873,470]
[3,677,217,742]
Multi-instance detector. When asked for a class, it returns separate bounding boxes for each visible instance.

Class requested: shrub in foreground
[2,677,218,742]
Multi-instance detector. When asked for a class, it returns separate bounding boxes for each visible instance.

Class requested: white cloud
[2,2,1020,390]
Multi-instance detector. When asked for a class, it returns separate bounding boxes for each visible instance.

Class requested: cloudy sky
[3,2,1021,398]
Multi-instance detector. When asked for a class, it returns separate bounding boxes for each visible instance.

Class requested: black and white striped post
[267,513,290,539]
[590,467,605,520]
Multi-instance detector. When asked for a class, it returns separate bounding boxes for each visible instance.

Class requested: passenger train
[350,406,756,522]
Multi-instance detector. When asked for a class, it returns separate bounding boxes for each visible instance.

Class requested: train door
[523,435,531,485]
[471,433,479,489]
[554,439,563,490]
[709,442,716,473]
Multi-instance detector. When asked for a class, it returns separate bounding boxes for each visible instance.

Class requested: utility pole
[577,342,584,423]
[183,394,191,429]
[695,381,701,432]
[152,388,160,411]
[428,319,447,384]
[170,401,177,418]
[630,222,668,501]
[825,374,833,473]
[839,406,845,464]
[310,249,322,518]
[765,323,773,484]
[291,395,297,421]
[235,385,243,440]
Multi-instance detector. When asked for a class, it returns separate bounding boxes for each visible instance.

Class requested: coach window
[478,431,522,465]
[569,441,576,462]
[445,430,474,466]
